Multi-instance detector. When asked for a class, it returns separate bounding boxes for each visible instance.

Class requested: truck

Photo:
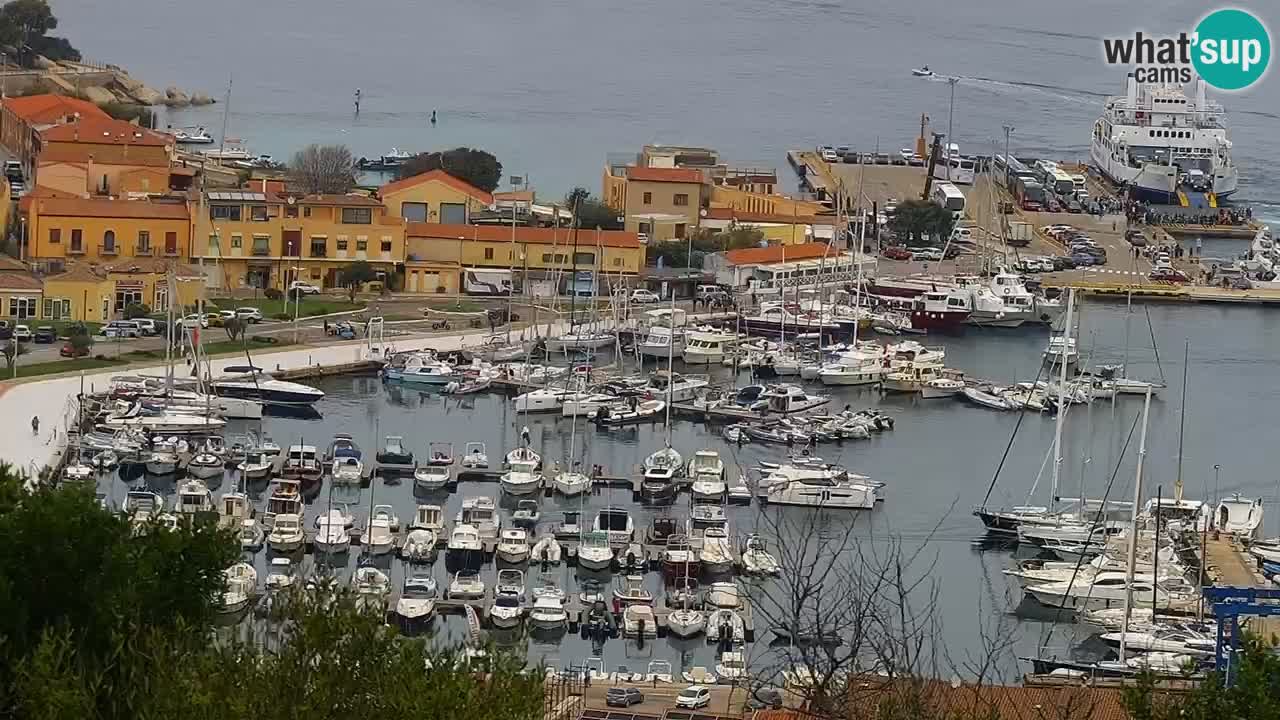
[1006,221,1032,247]
[463,269,513,296]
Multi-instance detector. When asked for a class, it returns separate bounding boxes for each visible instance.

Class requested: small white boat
[643,446,684,482]
[741,534,781,575]
[331,456,364,485]
[237,450,273,480]
[553,469,591,496]
[174,127,215,144]
[922,377,965,399]
[448,524,483,562]
[1216,494,1264,539]
[267,513,304,553]
[962,386,1016,411]
[489,591,525,628]
[174,478,214,516]
[529,593,569,629]
[576,531,614,571]
[496,528,531,563]
[221,562,257,614]
[352,565,391,609]
[314,509,352,555]
[264,557,297,591]
[716,651,748,684]
[911,66,934,77]
[667,608,706,638]
[187,452,224,480]
[699,527,734,575]
[706,608,745,642]
[545,329,615,353]
[623,603,658,637]
[448,570,486,600]
[461,442,489,468]
[401,528,438,563]
[145,450,179,475]
[414,464,452,492]
[63,461,95,481]
[426,442,454,466]
[395,570,438,623]
[360,511,397,556]
[409,503,444,531]
[505,443,541,467]
[500,459,543,495]
[589,399,665,426]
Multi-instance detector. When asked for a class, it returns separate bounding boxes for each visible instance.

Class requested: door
[283,230,302,257]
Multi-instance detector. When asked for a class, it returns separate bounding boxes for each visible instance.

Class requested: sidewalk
[0,320,572,476]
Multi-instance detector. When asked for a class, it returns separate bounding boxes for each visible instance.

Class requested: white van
[103,320,141,338]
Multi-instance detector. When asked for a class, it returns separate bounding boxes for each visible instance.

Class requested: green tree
[1123,635,1277,720]
[340,260,378,302]
[564,187,623,231]
[399,147,502,193]
[1,339,27,371]
[887,199,954,247]
[67,328,92,356]
[289,144,356,195]
[122,302,151,319]
[0,0,55,50]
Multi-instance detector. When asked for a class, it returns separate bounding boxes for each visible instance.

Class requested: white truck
[1006,221,1032,247]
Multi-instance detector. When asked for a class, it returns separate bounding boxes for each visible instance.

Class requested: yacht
[637,325,684,359]
[1215,494,1264,539]
[1025,571,1198,611]
[314,508,352,555]
[544,327,614,352]
[646,370,709,403]
[1090,75,1238,203]
[382,354,459,385]
[500,459,543,495]
[764,472,878,509]
[211,365,324,406]
[395,570,439,625]
[682,327,738,365]
[456,496,500,540]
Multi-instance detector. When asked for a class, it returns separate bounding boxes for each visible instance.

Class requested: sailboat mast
[1118,386,1153,663]
[1049,288,1075,513]
[1174,341,1189,503]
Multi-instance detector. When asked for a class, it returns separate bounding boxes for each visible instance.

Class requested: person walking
[30,415,39,435]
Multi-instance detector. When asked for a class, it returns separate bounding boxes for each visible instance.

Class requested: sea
[64,0,1280,679]
[55,0,1280,223]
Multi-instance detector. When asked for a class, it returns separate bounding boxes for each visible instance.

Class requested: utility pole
[946,77,959,181]
[1002,125,1015,188]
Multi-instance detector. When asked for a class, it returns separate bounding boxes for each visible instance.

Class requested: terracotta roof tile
[31,197,190,221]
[626,166,703,183]
[723,241,834,265]
[103,259,203,278]
[290,193,383,207]
[38,144,169,167]
[0,271,43,290]
[46,263,108,283]
[407,223,639,248]
[2,94,109,125]
[379,169,494,204]
[41,117,170,147]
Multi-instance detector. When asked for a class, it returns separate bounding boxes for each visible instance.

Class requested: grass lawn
[6,356,125,378]
[36,321,104,336]
[119,337,296,361]
[211,298,363,320]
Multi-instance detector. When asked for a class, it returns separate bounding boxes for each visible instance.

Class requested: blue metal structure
[1202,585,1280,685]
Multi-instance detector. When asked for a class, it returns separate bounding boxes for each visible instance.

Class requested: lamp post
[1213,464,1221,507]
[290,265,301,343]
[946,77,959,180]
[1002,125,1015,188]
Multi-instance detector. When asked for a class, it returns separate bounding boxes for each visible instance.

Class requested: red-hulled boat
[869,290,969,334]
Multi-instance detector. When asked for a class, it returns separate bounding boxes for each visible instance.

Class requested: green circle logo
[1193,8,1271,91]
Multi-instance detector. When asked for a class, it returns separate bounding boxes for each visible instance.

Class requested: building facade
[377,170,493,224]
[36,116,175,198]
[194,191,405,291]
[41,259,204,322]
[24,195,193,270]
[602,165,704,242]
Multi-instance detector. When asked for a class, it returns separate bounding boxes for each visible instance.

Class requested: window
[114,288,142,312]
[439,202,466,224]
[381,240,392,252]
[250,205,268,221]
[336,239,348,251]
[613,257,623,267]
[642,191,653,205]
[484,247,494,260]
[101,230,116,254]
[356,240,367,252]
[309,237,327,258]
[136,230,151,254]
[164,232,178,255]
[70,229,83,253]
[310,268,321,280]
[8,297,35,319]
[210,205,242,221]
[341,207,372,224]
[573,252,595,265]
[48,228,60,244]
[673,193,689,206]
[284,205,299,219]
[675,223,686,239]
[303,206,312,218]
[252,237,270,256]
[41,298,70,320]
[401,202,428,222]
[231,234,243,248]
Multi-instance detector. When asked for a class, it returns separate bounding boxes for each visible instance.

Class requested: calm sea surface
[64,0,1280,676]
[54,0,1280,222]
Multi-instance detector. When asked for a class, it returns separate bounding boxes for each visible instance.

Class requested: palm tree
[888,199,955,247]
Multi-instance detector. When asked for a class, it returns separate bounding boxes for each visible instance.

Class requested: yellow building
[708,185,829,216]
[602,165,704,242]
[42,259,205,322]
[377,170,493,223]
[23,193,193,269]
[405,223,642,292]
[194,191,406,291]
[36,116,177,198]
[0,255,42,321]
[700,207,837,245]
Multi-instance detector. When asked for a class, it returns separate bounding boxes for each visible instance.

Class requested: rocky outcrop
[189,92,214,106]
[163,86,190,107]
[31,55,55,70]
[130,85,164,106]
[80,85,118,105]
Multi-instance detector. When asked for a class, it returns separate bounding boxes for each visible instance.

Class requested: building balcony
[251,248,270,257]
[135,246,153,256]
[164,248,179,257]
[309,250,327,258]
[99,244,119,256]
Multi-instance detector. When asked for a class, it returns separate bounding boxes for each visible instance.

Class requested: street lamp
[1002,125,1015,188]
[290,265,301,343]
[1213,464,1221,506]
[946,77,959,180]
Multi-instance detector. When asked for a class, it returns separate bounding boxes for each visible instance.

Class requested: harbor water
[93,298,1280,677]
[55,0,1280,223]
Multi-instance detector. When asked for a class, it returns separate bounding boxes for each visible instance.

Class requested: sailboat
[545,218,613,352]
[641,286,685,503]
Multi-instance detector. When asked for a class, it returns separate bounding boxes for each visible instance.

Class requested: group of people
[1128,202,1252,228]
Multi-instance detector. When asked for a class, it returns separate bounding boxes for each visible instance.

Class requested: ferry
[1090,75,1237,204]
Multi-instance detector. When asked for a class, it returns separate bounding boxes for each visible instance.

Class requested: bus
[931,181,967,219]
[463,268,513,296]
[1047,168,1076,196]
[1013,177,1045,211]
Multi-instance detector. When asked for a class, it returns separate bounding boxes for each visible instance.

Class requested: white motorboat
[1043,335,1079,367]
[682,327,738,365]
[360,512,397,556]
[500,459,543,495]
[281,444,323,483]
[512,499,540,528]
[1216,494,1264,539]
[264,557,297,591]
[741,534,781,575]
[692,503,727,527]
[706,608,745,642]
[145,449,179,475]
[514,387,572,413]
[401,527,438,563]
[922,377,965,398]
[691,476,727,503]
[409,503,444,531]
[623,603,658,637]
[1098,628,1216,657]
[221,562,258,614]
[267,513,304,553]
[961,385,1017,411]
[101,406,227,434]
[1025,572,1197,612]
[818,362,885,386]
[447,570,486,600]
[637,325,684,359]
[382,353,459,385]
[505,444,541,467]
[716,651,748,684]
[212,366,324,405]
[553,469,591,496]
[456,496,500,539]
[448,524,483,563]
[314,509,352,555]
[667,608,706,638]
[528,593,569,629]
[395,570,438,623]
[760,384,830,414]
[532,535,562,564]
[174,127,215,144]
[561,392,621,418]
[186,452,224,480]
[643,446,684,482]
[426,442,454,467]
[687,448,725,481]
[414,464,452,492]
[911,66,933,77]
[590,398,665,426]
[647,370,709,403]
[699,527,734,574]
[496,528,531,563]
[352,565,391,609]
[217,490,253,529]
[237,450,273,480]
[544,328,614,353]
[577,531,614,571]
[764,473,878,509]
[460,442,489,469]
[174,478,214,516]
[331,456,364,485]
[489,591,525,628]
[594,507,634,544]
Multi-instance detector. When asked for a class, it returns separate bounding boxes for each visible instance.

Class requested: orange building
[24,194,193,269]
[36,116,177,197]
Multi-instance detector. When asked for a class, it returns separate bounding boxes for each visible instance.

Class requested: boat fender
[1003,287,1012,295]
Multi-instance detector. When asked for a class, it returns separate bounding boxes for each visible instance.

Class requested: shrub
[123,303,152,319]
[263,288,283,301]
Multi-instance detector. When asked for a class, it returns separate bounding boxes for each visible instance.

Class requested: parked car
[1070,253,1099,267]
[606,688,644,708]
[676,686,712,709]
[218,310,238,324]
[908,153,925,167]
[235,307,265,323]
[1125,229,1148,247]
[818,146,838,162]
[201,312,225,328]
[629,288,660,304]
[882,246,912,261]
[1051,256,1078,271]
[874,153,891,165]
[135,318,158,336]
[8,180,23,200]
[12,324,32,342]
[4,159,22,181]
[103,320,141,338]
[60,341,89,358]
[1149,267,1190,283]
[0,321,11,340]
[912,248,944,262]
[180,313,207,329]
[33,326,56,343]
[288,280,322,295]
